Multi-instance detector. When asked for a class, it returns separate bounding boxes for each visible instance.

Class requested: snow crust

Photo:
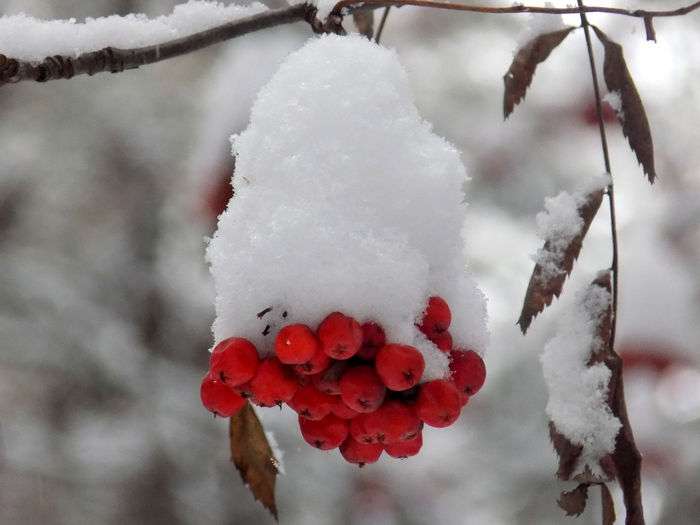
[0,1,267,61]
[541,279,621,475]
[533,173,610,280]
[206,35,488,381]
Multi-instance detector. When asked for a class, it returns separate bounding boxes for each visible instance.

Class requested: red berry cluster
[200,296,486,466]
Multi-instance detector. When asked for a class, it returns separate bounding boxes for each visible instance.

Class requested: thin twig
[577,2,644,524]
[332,0,700,19]
[375,7,392,43]
[0,4,318,86]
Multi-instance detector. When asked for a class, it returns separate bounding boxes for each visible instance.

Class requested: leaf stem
[375,7,392,43]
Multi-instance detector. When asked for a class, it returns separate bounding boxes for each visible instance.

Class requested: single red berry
[457,390,470,407]
[318,312,363,360]
[250,357,299,407]
[340,437,383,466]
[415,380,461,428]
[349,413,380,444]
[288,384,335,420]
[294,345,332,375]
[365,400,422,444]
[209,337,259,387]
[313,361,346,395]
[275,324,319,365]
[357,321,386,360]
[339,365,386,413]
[330,397,361,419]
[385,431,423,459]
[418,296,451,334]
[375,344,425,391]
[429,330,453,353]
[233,381,253,399]
[298,414,349,450]
[450,349,486,396]
[200,374,246,417]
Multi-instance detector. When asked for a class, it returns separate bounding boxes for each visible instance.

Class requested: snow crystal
[207,35,488,381]
[541,279,621,476]
[0,1,267,61]
[533,173,610,280]
[604,91,624,121]
[516,3,568,46]
[265,430,285,475]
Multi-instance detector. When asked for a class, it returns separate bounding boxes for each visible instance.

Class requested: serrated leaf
[600,483,616,525]
[558,483,589,517]
[592,26,656,183]
[503,27,575,118]
[229,403,279,520]
[549,422,583,481]
[518,188,604,333]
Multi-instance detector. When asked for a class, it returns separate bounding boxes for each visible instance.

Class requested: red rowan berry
[375,344,425,391]
[318,312,363,360]
[233,381,253,399]
[365,400,422,444]
[298,414,348,450]
[200,374,246,417]
[250,357,298,407]
[275,324,319,365]
[209,337,259,387]
[313,361,346,395]
[385,432,423,459]
[294,345,332,375]
[418,296,451,334]
[288,384,335,420]
[340,437,383,466]
[357,321,386,360]
[415,380,461,428]
[429,330,453,353]
[450,349,486,396]
[339,365,386,413]
[349,413,379,444]
[330,397,361,419]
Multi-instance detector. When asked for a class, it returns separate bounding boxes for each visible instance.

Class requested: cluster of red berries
[200,296,486,466]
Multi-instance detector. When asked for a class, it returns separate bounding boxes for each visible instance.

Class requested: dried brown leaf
[503,27,575,118]
[558,483,589,517]
[549,422,583,481]
[600,483,617,525]
[229,403,279,520]
[517,189,604,333]
[593,26,656,183]
[352,10,374,39]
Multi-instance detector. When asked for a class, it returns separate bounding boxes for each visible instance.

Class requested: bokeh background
[1,1,699,523]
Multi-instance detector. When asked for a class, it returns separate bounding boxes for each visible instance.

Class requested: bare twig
[577,1,644,524]
[0,4,319,86]
[375,7,392,44]
[332,0,700,19]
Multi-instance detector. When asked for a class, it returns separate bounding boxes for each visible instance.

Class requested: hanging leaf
[229,403,279,520]
[592,26,656,183]
[549,422,583,481]
[503,27,575,118]
[600,483,617,525]
[558,483,589,517]
[518,188,604,333]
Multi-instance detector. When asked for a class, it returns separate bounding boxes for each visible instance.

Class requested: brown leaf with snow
[592,26,656,183]
[503,27,575,118]
[229,403,279,520]
[558,483,589,517]
[549,422,583,481]
[517,189,604,333]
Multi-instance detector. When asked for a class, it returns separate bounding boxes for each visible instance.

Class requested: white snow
[0,1,267,61]
[264,430,286,475]
[604,91,624,121]
[206,35,488,381]
[541,277,621,476]
[533,173,610,280]
[516,2,569,47]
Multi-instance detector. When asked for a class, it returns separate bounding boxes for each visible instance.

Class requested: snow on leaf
[518,175,608,333]
[557,483,589,517]
[542,272,621,481]
[503,27,575,118]
[229,403,279,520]
[592,26,656,184]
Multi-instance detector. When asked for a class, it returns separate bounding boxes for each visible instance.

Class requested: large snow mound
[207,35,488,381]
[0,1,267,61]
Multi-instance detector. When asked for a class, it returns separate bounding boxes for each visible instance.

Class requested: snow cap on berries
[207,35,488,381]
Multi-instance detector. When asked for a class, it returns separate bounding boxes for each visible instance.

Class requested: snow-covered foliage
[533,173,610,280]
[541,278,621,476]
[207,35,488,381]
[0,1,267,60]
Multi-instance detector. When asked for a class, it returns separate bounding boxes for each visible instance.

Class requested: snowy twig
[0,4,319,86]
[577,1,644,524]
[331,0,700,19]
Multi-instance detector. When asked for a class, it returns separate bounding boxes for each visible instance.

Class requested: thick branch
[331,0,700,19]
[0,3,318,86]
